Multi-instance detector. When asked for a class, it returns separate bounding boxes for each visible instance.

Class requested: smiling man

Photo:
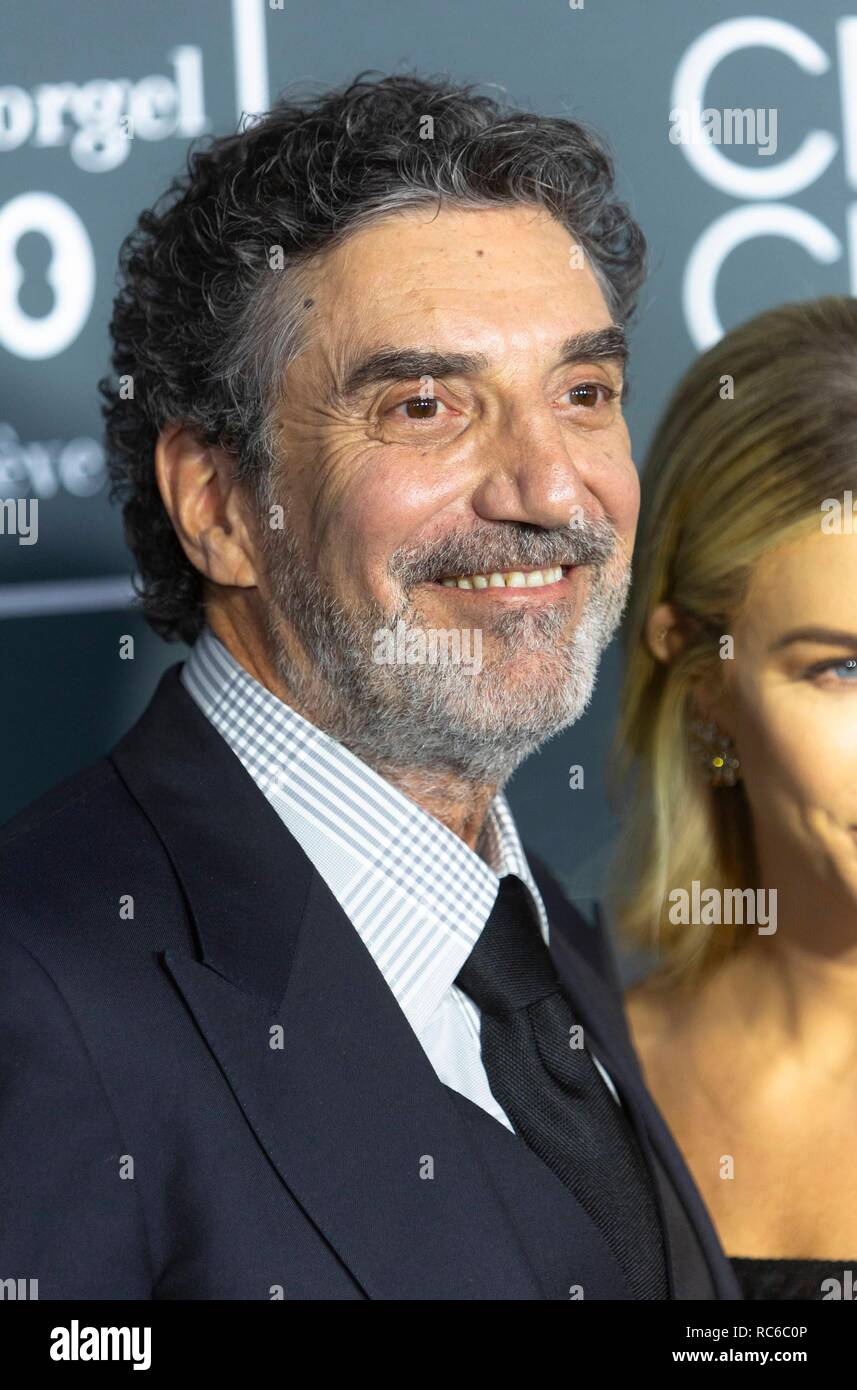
[161,200,635,815]
[0,74,740,1301]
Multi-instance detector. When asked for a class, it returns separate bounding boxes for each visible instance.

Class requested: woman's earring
[688,717,741,787]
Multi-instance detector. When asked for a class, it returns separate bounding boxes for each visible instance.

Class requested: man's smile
[420,562,583,602]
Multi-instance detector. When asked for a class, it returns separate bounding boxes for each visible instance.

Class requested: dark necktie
[455,874,669,1300]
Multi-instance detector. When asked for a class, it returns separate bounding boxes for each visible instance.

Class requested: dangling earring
[688,717,741,787]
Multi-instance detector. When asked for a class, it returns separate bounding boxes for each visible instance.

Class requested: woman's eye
[560,382,616,409]
[810,657,857,683]
[830,658,857,680]
[391,396,445,420]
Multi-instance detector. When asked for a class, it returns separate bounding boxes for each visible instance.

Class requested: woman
[614,296,857,1300]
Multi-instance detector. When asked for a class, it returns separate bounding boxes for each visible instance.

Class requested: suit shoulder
[0,756,179,951]
[0,758,118,851]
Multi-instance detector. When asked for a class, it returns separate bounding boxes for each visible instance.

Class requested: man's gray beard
[260,517,631,790]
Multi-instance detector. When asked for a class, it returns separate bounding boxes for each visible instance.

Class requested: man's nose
[469,406,591,531]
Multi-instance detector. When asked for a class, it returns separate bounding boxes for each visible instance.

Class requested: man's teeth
[439,566,564,590]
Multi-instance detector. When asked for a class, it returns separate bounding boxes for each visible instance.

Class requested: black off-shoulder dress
[731,1257,857,1300]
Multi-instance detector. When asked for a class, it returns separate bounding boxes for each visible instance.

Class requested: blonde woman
[614,296,857,1300]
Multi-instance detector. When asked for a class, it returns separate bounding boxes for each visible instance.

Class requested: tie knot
[455,875,558,1015]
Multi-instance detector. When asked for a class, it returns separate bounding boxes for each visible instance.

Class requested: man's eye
[391,396,443,420]
[561,382,616,408]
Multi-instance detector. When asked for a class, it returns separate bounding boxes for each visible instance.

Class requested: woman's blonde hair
[612,295,857,986]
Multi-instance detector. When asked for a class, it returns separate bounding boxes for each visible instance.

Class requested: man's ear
[154,423,259,589]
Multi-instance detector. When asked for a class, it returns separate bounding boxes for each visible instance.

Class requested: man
[0,74,740,1300]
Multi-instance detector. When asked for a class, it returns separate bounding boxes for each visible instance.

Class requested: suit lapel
[111,668,544,1300]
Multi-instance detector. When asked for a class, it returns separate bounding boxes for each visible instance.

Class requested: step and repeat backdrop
[2,0,853,899]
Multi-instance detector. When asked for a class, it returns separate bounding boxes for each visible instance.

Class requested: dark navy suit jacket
[0,666,741,1300]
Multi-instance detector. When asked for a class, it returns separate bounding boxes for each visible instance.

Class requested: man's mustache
[391,519,619,585]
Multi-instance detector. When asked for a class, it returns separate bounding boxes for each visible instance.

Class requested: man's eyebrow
[557,326,628,370]
[333,325,628,405]
[771,626,857,651]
